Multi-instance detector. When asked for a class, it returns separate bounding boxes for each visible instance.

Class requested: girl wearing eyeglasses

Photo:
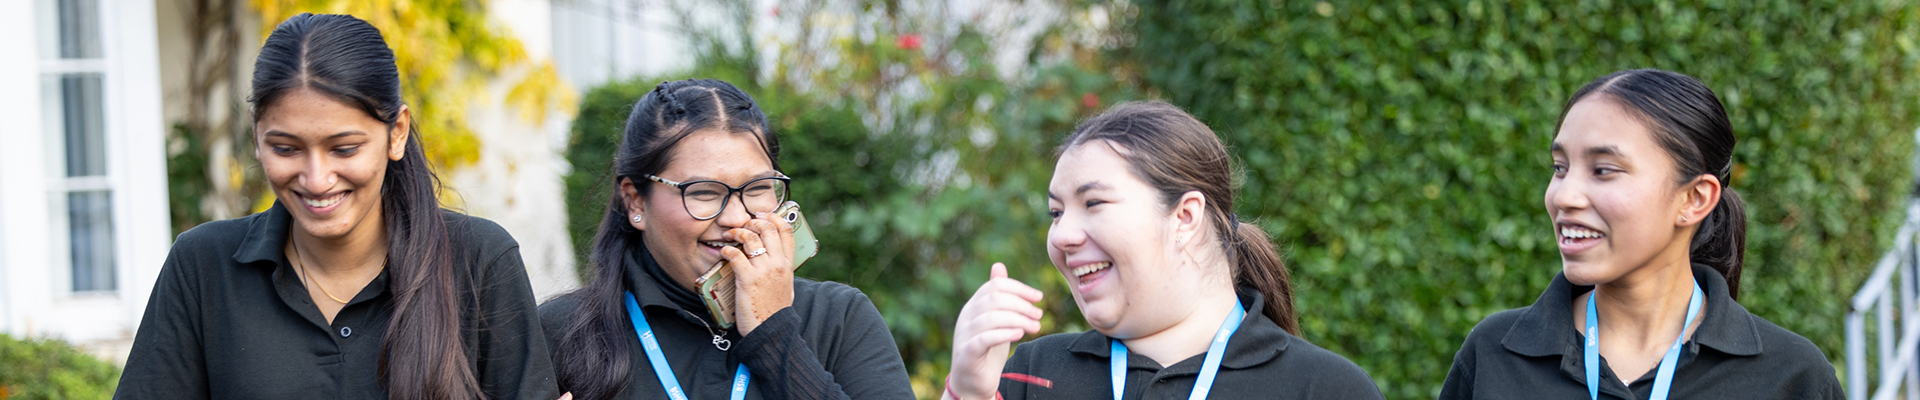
[539,79,914,400]
[1439,69,1842,399]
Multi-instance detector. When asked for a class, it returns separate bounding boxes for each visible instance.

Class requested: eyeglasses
[641,174,791,220]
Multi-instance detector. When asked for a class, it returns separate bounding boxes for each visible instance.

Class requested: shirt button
[340,327,352,338]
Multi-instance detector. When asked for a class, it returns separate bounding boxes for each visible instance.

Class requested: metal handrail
[1845,199,1920,400]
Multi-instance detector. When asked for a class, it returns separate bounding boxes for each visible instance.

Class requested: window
[38,0,116,293]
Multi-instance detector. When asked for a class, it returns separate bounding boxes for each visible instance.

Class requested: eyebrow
[682,171,785,182]
[1548,143,1623,158]
[1048,181,1111,201]
[264,130,368,140]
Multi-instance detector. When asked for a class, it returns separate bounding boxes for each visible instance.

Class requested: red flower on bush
[896,34,922,50]
[1082,92,1100,109]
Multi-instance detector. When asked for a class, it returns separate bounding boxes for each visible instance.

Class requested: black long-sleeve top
[994,289,1384,400]
[1440,263,1843,399]
[113,203,560,399]
[537,245,914,400]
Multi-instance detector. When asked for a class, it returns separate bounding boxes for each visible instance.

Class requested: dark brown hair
[1060,101,1300,335]
[249,13,478,399]
[550,79,775,400]
[1561,69,1746,299]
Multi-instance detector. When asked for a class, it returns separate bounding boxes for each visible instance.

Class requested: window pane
[55,0,101,59]
[68,190,115,292]
[47,73,106,178]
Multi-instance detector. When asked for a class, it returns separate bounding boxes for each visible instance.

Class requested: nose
[1545,175,1590,216]
[712,191,754,228]
[299,152,337,194]
[1048,210,1088,254]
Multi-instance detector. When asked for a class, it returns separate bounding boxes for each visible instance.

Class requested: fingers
[990,262,1007,280]
[967,309,1043,335]
[557,393,572,400]
[763,211,796,256]
[957,327,1030,356]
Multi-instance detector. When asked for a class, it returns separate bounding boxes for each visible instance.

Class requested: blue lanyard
[625,292,750,400]
[1583,279,1703,400]
[1110,299,1246,400]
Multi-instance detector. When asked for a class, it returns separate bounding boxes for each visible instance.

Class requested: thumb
[990,262,1008,280]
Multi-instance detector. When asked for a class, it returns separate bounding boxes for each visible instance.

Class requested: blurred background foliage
[561,0,1920,399]
[0,334,119,399]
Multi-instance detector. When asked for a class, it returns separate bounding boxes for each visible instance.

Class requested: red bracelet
[944,379,1004,400]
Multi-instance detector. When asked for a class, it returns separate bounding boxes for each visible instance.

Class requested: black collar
[621,243,714,320]
[231,202,391,303]
[1064,288,1291,370]
[1500,263,1766,362]
[234,202,295,267]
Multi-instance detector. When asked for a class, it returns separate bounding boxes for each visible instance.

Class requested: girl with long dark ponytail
[538,79,913,400]
[1440,69,1840,399]
[116,13,558,400]
[944,101,1380,400]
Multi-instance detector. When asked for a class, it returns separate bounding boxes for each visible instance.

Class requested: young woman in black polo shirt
[944,101,1381,400]
[537,79,914,400]
[115,13,558,400]
[1440,69,1842,399]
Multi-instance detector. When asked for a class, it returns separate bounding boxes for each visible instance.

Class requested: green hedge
[0,334,119,399]
[1124,0,1919,397]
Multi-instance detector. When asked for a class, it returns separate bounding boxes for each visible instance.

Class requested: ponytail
[1228,219,1300,335]
[1691,188,1746,299]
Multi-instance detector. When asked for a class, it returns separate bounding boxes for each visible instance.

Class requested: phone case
[697,201,818,329]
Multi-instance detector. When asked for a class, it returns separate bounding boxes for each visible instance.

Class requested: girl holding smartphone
[539,79,913,400]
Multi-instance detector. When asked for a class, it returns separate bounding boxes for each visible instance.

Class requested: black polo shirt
[113,203,560,400]
[1440,264,1842,399]
[537,245,915,400]
[995,289,1383,400]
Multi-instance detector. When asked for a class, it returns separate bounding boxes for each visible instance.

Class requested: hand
[557,393,571,400]
[946,263,1044,400]
[721,212,797,336]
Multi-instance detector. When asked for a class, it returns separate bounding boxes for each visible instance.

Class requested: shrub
[1124,1,1920,397]
[0,334,119,399]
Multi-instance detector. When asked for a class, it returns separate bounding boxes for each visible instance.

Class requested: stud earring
[632,214,643,224]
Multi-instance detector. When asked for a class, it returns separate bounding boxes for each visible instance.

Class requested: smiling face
[624,129,779,290]
[1047,141,1218,338]
[1547,97,1696,285]
[256,88,408,242]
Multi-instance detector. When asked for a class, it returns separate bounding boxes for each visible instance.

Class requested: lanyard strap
[626,292,751,400]
[1584,279,1703,400]
[1110,299,1247,400]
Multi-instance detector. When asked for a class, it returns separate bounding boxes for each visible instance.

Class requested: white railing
[1846,199,1920,400]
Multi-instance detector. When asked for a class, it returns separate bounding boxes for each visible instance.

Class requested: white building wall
[0,0,171,364]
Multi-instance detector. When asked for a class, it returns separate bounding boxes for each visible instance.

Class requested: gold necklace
[290,241,353,304]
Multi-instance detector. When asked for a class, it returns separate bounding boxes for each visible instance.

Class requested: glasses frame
[641,173,792,221]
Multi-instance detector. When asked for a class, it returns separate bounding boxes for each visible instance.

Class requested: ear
[1170,190,1208,250]
[387,104,413,161]
[249,108,262,160]
[620,177,648,231]
[1676,174,1722,228]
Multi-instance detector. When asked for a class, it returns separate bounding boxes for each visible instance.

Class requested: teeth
[1560,227,1603,240]
[303,193,342,208]
[702,241,741,248]
[1072,262,1112,277]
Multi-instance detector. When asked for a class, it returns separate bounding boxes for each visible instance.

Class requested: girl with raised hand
[539,79,913,400]
[945,101,1382,400]
[115,13,557,399]
[1439,69,1843,399]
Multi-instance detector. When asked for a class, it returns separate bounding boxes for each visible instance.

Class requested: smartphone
[697,201,818,329]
